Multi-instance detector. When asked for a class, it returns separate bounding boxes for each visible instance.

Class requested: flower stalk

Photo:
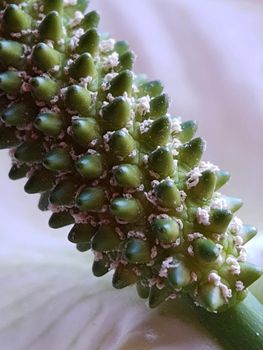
[189,291,263,350]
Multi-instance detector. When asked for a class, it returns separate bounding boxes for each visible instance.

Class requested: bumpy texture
[0,0,262,313]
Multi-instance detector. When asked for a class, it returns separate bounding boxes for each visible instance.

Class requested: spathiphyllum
[0,0,263,349]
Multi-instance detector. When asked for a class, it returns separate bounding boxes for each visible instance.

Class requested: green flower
[0,1,263,349]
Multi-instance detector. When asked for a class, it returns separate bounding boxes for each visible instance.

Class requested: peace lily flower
[0,153,262,349]
[1,1,263,350]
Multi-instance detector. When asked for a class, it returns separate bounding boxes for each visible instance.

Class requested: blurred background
[0,1,263,349]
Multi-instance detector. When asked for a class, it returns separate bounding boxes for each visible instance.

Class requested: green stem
[189,292,263,350]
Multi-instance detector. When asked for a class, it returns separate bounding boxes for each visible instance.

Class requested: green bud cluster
[0,0,262,313]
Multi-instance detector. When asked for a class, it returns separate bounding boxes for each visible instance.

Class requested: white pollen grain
[196,207,210,226]
[100,38,116,53]
[136,95,151,115]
